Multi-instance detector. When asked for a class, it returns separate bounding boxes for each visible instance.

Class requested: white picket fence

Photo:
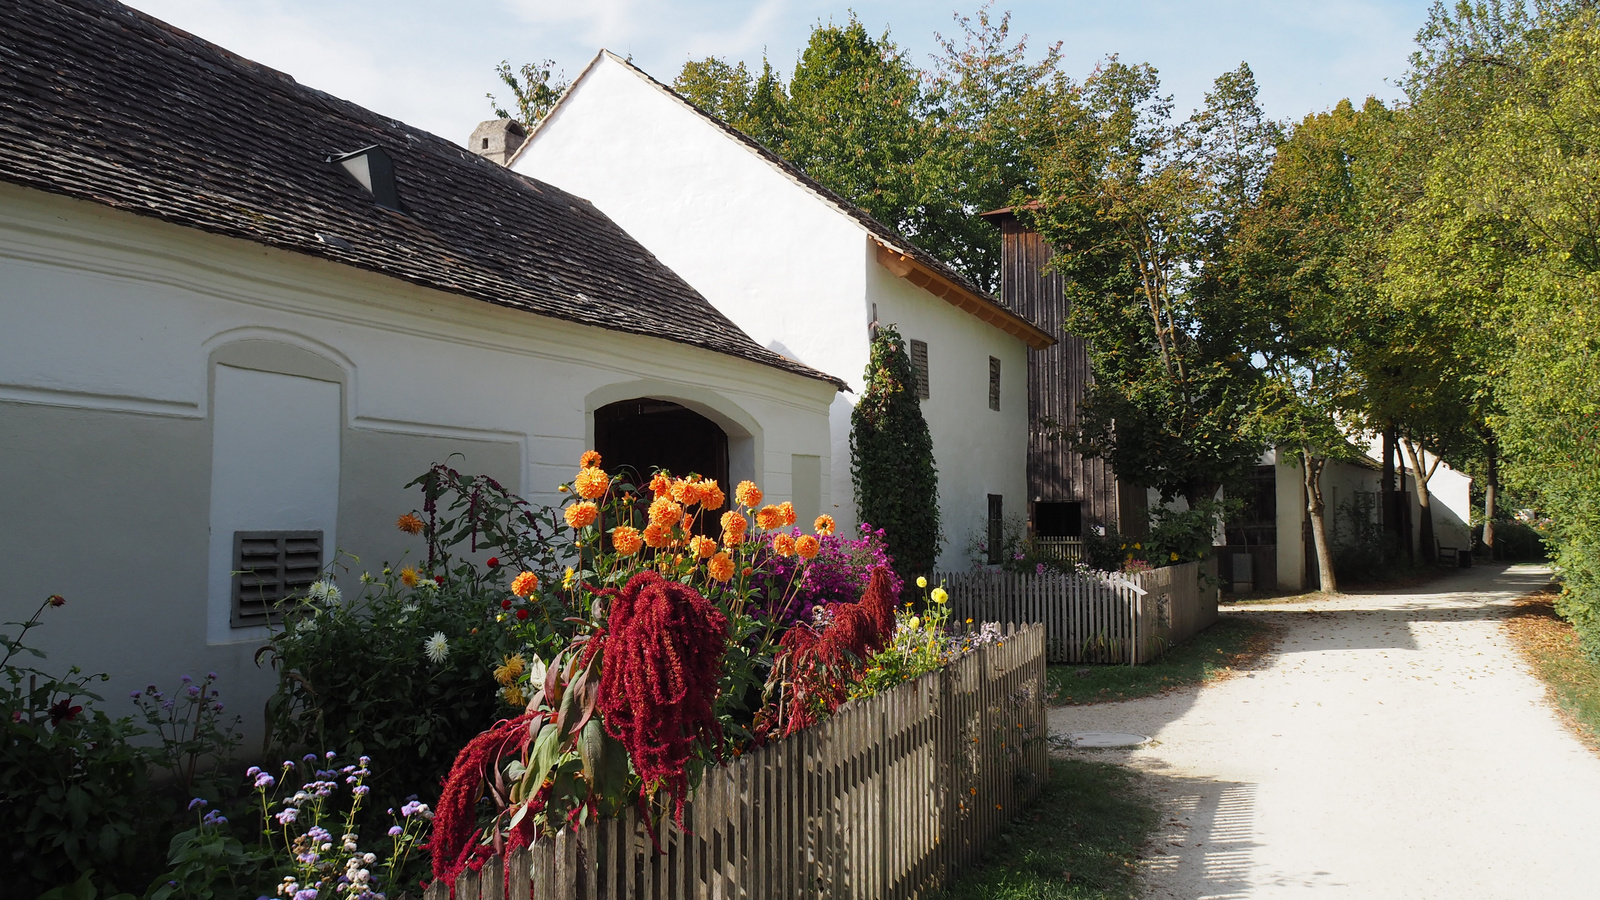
[940,560,1218,665]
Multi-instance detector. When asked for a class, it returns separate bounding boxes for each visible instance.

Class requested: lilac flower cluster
[750,523,903,628]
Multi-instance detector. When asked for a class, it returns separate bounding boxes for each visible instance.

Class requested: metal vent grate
[987,494,1004,565]
[988,356,1001,411]
[910,339,930,400]
[232,530,323,627]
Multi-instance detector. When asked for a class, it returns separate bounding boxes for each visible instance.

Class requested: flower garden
[2,455,1037,900]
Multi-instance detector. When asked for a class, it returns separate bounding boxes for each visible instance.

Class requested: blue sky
[123,0,1435,148]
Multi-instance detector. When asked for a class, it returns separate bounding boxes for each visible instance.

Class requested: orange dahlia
[648,471,673,496]
[755,504,784,531]
[399,566,421,587]
[735,480,762,508]
[647,496,683,527]
[574,466,610,500]
[643,521,673,549]
[579,450,602,469]
[701,481,725,509]
[720,511,747,545]
[510,570,539,597]
[707,551,735,583]
[688,534,717,559]
[778,502,797,527]
[796,534,821,560]
[773,533,797,557]
[814,514,836,536]
[611,525,643,557]
[396,513,424,535]
[564,501,599,529]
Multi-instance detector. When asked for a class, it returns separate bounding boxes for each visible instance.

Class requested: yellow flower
[564,501,599,529]
[611,525,643,557]
[916,576,928,589]
[735,480,762,508]
[1133,542,1142,550]
[579,450,602,469]
[501,683,526,708]
[562,566,575,590]
[396,513,424,535]
[574,466,610,500]
[814,514,835,536]
[707,551,735,583]
[493,654,527,686]
[399,566,420,588]
[930,587,949,605]
[510,571,538,598]
[1170,552,1179,561]
[909,616,921,630]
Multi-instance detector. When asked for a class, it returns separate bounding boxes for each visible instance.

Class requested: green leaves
[851,325,940,582]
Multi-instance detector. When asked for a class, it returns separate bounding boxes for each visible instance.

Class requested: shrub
[751,523,901,627]
[1,596,164,897]
[851,324,940,584]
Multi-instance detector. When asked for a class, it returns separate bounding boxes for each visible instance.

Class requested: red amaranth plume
[757,565,899,740]
[431,713,537,885]
[596,571,729,828]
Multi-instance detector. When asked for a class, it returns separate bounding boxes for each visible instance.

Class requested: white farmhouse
[508,52,1055,571]
[0,0,839,739]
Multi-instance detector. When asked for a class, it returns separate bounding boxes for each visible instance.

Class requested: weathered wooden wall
[989,212,1125,534]
[425,626,1048,900]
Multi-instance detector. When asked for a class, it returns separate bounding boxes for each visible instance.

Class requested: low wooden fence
[941,561,1218,665]
[424,624,1048,900]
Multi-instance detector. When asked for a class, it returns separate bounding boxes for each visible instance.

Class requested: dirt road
[1049,563,1600,899]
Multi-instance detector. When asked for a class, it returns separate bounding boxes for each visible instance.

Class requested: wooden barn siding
[425,626,1048,900]
[998,220,1121,533]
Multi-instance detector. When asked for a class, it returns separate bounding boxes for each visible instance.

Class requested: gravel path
[1049,563,1600,899]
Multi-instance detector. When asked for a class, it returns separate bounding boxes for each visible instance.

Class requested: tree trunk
[1302,449,1338,594]
[1400,438,1442,565]
[1484,448,1499,560]
[1382,424,1399,558]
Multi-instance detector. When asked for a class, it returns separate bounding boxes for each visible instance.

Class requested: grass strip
[1503,591,1600,752]
[1047,615,1278,706]
[940,758,1158,900]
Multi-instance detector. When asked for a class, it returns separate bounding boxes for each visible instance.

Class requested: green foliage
[1028,60,1269,508]
[145,804,266,900]
[488,59,568,128]
[851,324,940,582]
[673,56,791,151]
[131,673,243,802]
[1,599,164,898]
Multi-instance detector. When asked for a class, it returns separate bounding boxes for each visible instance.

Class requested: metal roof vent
[328,145,402,211]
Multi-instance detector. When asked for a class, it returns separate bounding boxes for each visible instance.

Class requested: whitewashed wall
[515,53,1031,570]
[0,184,835,743]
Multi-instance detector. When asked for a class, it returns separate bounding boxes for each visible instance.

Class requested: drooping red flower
[756,566,898,741]
[595,571,729,827]
[431,713,537,884]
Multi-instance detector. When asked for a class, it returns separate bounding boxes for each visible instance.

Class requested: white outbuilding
[0,0,839,739]
[508,52,1055,571]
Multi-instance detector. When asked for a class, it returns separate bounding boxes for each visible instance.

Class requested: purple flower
[303,753,318,764]
[254,772,276,789]
[206,671,218,680]
[213,702,225,712]
[358,755,370,767]
[246,766,261,778]
[388,825,404,837]
[352,785,369,796]
[748,525,902,627]
[325,751,337,760]
[275,808,298,825]
[202,810,228,826]
[295,890,319,900]
[181,674,191,683]
[161,700,175,710]
[187,685,202,697]
[188,797,208,811]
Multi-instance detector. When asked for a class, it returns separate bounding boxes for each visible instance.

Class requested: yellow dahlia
[493,653,527,686]
[399,566,421,588]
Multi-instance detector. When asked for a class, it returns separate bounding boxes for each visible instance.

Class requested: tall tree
[488,59,568,128]
[1027,60,1269,511]
[674,56,791,152]
[852,325,941,582]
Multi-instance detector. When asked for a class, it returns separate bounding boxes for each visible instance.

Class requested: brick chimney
[468,118,527,166]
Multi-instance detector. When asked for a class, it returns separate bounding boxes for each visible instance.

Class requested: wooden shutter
[910,339,930,399]
[988,356,1001,410]
[232,530,323,626]
[987,494,1003,564]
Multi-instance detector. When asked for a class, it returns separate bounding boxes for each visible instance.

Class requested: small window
[232,530,323,627]
[987,494,1004,565]
[909,339,930,400]
[482,138,490,149]
[988,356,1001,411]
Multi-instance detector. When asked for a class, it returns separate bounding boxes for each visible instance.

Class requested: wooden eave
[872,240,1056,350]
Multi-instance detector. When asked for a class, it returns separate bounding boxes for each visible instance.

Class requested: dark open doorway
[594,399,730,513]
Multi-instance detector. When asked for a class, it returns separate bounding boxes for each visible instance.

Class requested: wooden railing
[424,625,1048,900]
[941,561,1218,665]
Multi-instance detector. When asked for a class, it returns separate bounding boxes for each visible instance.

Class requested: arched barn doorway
[593,399,730,517]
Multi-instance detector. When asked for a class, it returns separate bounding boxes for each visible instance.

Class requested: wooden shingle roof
[0,0,843,388]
